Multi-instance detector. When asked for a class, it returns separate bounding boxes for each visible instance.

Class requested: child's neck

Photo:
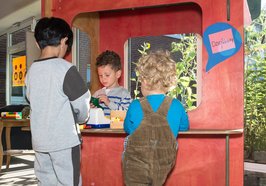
[39,46,61,59]
[106,82,120,89]
[145,90,165,96]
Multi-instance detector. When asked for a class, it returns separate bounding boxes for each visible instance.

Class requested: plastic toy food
[90,97,103,109]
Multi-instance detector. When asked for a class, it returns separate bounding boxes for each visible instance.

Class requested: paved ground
[245,162,266,173]
[0,155,37,186]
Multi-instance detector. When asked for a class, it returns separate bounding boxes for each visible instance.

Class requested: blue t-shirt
[124,94,189,138]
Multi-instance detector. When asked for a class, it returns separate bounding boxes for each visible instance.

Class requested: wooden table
[0,119,30,171]
[82,128,243,186]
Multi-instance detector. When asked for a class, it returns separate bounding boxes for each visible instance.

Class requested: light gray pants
[34,145,81,186]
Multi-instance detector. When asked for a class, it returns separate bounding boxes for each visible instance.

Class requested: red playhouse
[41,0,249,185]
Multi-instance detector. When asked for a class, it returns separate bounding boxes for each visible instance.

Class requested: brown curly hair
[136,50,177,92]
[96,50,121,71]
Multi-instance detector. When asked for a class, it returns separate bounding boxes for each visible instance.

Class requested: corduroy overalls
[123,96,177,186]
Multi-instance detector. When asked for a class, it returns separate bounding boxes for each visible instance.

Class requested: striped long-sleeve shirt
[93,86,131,116]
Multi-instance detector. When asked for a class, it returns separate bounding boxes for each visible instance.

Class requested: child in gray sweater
[25,17,90,186]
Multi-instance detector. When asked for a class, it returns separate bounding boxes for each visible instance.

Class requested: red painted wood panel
[99,4,202,85]
[43,0,244,185]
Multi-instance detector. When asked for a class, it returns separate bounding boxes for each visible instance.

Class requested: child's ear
[142,79,147,86]
[61,37,68,45]
[116,70,122,78]
[35,42,40,49]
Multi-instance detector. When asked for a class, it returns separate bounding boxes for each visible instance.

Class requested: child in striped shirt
[92,50,131,116]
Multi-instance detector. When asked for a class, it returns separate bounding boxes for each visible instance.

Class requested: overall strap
[156,96,173,116]
[139,96,173,116]
[139,97,153,115]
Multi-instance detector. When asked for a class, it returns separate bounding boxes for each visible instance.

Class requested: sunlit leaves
[132,34,198,111]
[244,9,266,157]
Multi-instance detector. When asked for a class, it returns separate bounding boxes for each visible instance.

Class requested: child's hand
[98,95,110,106]
[90,103,96,108]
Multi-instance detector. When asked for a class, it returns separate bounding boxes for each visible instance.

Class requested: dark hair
[96,50,121,71]
[34,17,73,53]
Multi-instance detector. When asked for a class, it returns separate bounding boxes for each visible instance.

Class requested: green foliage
[132,35,197,111]
[130,42,149,99]
[244,9,266,158]
[168,34,197,110]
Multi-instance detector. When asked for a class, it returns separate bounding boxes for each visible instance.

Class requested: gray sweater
[25,57,90,152]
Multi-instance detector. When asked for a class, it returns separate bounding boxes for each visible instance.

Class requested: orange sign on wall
[12,56,26,87]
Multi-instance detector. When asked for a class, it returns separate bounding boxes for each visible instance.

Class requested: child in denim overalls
[122,50,189,186]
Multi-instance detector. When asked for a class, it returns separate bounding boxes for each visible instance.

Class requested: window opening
[7,24,33,105]
[73,28,91,89]
[126,34,201,111]
[8,48,27,104]
[0,34,7,107]
[11,27,30,45]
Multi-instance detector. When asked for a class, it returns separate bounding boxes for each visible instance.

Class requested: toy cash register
[86,108,110,128]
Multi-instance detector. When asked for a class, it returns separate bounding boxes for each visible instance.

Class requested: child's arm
[179,104,189,131]
[25,73,30,102]
[169,99,189,135]
[179,110,189,131]
[63,66,91,123]
[124,106,132,134]
[108,95,131,110]
[107,89,132,110]
[124,100,142,134]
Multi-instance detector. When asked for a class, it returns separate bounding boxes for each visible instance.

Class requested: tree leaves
[132,34,198,111]
[244,9,266,157]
